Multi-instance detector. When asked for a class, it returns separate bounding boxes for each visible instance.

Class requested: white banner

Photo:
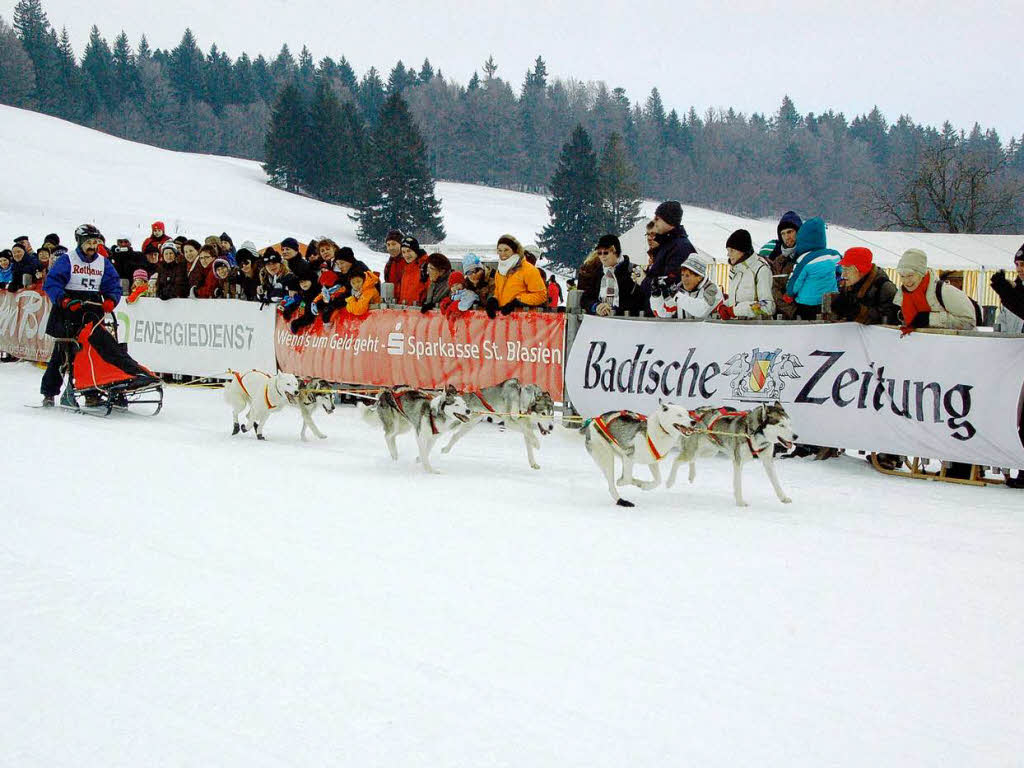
[566,317,1024,468]
[117,298,276,377]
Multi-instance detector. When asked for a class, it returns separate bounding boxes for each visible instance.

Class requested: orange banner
[275,309,566,399]
[0,288,55,361]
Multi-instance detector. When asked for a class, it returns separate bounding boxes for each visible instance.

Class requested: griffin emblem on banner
[724,347,804,400]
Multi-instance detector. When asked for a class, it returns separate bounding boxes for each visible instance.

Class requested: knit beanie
[264,248,283,264]
[448,271,465,289]
[838,247,873,274]
[281,237,300,252]
[681,253,711,279]
[386,230,404,244]
[654,201,683,228]
[401,236,421,253]
[132,269,149,282]
[44,233,60,247]
[596,234,621,254]
[213,258,230,272]
[151,221,165,232]
[159,241,177,253]
[336,246,356,264]
[497,234,523,254]
[1014,243,1024,263]
[897,248,928,276]
[462,253,483,273]
[319,270,339,287]
[726,229,754,256]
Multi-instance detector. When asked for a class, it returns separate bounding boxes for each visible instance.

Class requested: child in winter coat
[309,269,348,323]
[199,258,233,298]
[280,268,321,333]
[785,217,840,320]
[650,254,722,319]
[344,267,381,317]
[440,271,480,319]
[0,251,14,290]
[126,269,152,303]
[421,252,453,312]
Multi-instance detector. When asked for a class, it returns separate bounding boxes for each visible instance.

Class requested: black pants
[41,340,74,397]
[795,303,821,321]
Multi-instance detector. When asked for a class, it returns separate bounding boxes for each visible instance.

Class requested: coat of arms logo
[724,347,804,400]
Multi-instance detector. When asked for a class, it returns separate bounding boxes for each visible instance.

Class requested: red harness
[393,389,439,435]
[475,391,496,414]
[690,407,763,456]
[232,370,279,410]
[593,410,665,460]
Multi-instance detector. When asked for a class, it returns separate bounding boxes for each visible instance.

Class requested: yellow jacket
[345,271,381,317]
[493,259,547,307]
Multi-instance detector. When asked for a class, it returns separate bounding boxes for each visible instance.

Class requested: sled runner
[868,453,1005,487]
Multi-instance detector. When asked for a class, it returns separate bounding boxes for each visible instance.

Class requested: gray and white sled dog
[224,370,300,440]
[666,402,796,507]
[364,385,472,473]
[287,378,336,441]
[441,378,556,469]
[584,401,695,507]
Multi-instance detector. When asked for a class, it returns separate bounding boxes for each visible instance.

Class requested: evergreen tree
[168,28,204,103]
[270,43,295,88]
[203,43,233,113]
[418,58,434,83]
[112,31,141,105]
[358,66,385,125]
[386,60,413,95]
[354,92,444,247]
[0,16,36,107]
[538,124,604,269]
[13,0,61,113]
[252,55,274,103]
[336,56,358,94]
[597,132,642,236]
[263,83,309,191]
[137,34,151,61]
[307,77,366,204]
[482,54,498,82]
[231,52,257,104]
[81,26,115,110]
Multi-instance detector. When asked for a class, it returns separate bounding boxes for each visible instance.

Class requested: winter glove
[485,296,499,319]
[310,301,320,316]
[500,299,522,315]
[781,294,794,304]
[990,271,1009,290]
[61,297,83,312]
[420,302,435,314]
[910,311,930,328]
[716,302,735,321]
[101,298,116,313]
[321,287,332,303]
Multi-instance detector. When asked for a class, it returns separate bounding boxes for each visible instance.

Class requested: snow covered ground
[2,361,1022,766]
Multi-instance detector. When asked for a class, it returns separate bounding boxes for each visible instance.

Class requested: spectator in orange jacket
[396,236,428,305]
[486,234,548,317]
[345,267,380,316]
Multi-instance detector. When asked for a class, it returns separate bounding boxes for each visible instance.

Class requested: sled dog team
[224,371,796,507]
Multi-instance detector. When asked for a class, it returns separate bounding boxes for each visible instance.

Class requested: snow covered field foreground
[2,362,1022,766]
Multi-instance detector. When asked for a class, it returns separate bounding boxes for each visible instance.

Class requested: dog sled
[868,453,1006,487]
[56,306,163,416]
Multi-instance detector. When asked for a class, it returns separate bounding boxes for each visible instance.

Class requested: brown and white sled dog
[441,378,556,470]
[287,378,336,441]
[584,401,695,507]
[666,402,796,507]
[363,385,472,473]
[225,370,300,440]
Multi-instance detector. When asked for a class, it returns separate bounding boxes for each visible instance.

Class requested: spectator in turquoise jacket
[785,216,840,320]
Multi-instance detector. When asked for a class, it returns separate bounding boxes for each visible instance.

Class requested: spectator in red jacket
[383,230,405,287]
[141,221,169,254]
[396,236,428,305]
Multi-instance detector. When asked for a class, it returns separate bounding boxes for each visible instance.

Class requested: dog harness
[393,388,439,435]
[591,410,665,460]
[474,391,496,414]
[231,369,280,410]
[690,407,765,457]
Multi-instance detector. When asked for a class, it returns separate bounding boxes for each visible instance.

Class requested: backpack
[936,279,983,327]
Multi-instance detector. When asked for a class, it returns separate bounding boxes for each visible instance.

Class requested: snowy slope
[3,105,1020,272]
[2,361,1023,766]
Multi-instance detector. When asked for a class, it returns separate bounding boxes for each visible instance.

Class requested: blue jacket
[10,253,40,289]
[0,263,13,288]
[785,217,839,306]
[44,248,124,305]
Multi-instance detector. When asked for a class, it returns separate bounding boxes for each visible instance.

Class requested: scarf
[599,259,621,308]
[901,272,932,325]
[497,255,521,276]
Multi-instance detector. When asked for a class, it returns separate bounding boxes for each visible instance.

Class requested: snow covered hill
[2,362,1023,766]
[2,105,1020,272]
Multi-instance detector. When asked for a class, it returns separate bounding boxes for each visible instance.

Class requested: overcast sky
[6,0,1020,140]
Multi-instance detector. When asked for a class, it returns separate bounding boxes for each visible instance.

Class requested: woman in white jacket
[717,229,775,320]
[650,253,722,319]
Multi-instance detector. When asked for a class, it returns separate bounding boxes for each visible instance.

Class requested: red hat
[318,270,339,287]
[152,221,165,232]
[838,247,873,273]
[448,271,464,289]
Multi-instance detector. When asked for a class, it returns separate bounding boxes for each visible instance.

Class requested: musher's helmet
[75,223,103,246]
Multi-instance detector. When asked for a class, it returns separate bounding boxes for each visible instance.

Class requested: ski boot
[42,395,55,408]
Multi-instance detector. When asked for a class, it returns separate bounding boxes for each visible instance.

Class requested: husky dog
[287,377,336,441]
[225,370,300,440]
[666,401,797,507]
[584,401,695,507]
[365,385,472,473]
[441,378,556,469]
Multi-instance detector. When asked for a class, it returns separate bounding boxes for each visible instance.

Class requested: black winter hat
[220,232,233,245]
[336,246,356,263]
[44,233,60,246]
[596,234,621,254]
[1014,242,1024,263]
[401,236,421,253]
[726,229,754,256]
[281,237,300,252]
[264,248,283,264]
[386,230,404,244]
[654,201,683,228]
[14,235,28,244]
